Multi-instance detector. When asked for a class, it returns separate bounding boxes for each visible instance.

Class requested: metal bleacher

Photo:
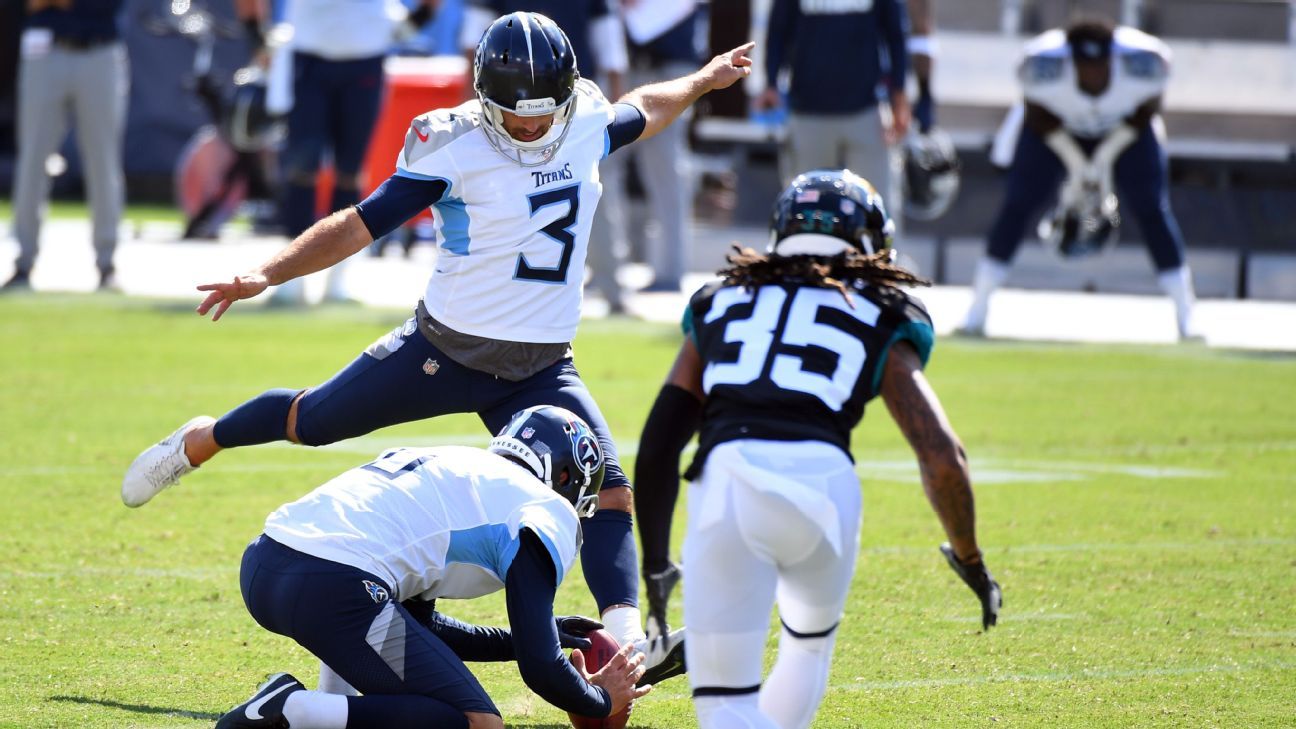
[692,0,1296,300]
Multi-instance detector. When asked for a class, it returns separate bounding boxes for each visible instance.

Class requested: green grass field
[1,294,1293,728]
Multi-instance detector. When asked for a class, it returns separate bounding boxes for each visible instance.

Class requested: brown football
[567,629,632,729]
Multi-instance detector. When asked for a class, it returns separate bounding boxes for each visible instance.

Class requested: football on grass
[567,628,632,729]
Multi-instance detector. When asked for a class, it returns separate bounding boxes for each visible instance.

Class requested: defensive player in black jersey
[634,170,1001,729]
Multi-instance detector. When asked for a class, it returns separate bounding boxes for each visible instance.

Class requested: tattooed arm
[880,341,982,563]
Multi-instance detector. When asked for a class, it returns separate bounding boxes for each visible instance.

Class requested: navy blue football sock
[581,508,639,613]
[212,388,302,448]
[344,694,470,729]
[282,183,317,238]
[331,186,360,217]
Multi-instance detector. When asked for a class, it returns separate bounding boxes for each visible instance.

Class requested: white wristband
[907,35,938,58]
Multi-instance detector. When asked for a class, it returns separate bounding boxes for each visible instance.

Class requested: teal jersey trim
[524,525,568,585]
[680,305,698,348]
[447,523,513,579]
[435,196,471,255]
[871,320,936,394]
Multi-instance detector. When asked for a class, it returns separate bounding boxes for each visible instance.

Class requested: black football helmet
[222,65,283,153]
[1038,186,1121,260]
[903,128,961,221]
[769,169,895,257]
[473,12,579,166]
[488,405,605,518]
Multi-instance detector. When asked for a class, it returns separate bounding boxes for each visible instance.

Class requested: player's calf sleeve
[212,388,303,448]
[339,694,471,729]
[318,662,358,696]
[635,384,702,575]
[282,690,348,729]
[758,625,838,729]
[581,508,640,617]
[694,693,780,729]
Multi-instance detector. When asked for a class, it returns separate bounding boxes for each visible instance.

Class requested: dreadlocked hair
[718,245,930,305]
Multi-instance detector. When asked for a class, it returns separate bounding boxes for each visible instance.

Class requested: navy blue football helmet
[473,12,579,166]
[769,169,895,257]
[489,405,605,517]
[903,128,961,221]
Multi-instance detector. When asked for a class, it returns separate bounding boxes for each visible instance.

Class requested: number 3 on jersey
[703,287,881,411]
[516,184,580,283]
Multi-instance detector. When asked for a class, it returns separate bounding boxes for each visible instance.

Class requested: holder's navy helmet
[473,12,579,166]
[488,406,605,518]
[769,169,895,257]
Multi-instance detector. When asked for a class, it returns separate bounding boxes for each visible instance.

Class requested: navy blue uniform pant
[240,535,496,724]
[987,124,1187,272]
[281,52,384,237]
[291,315,629,492]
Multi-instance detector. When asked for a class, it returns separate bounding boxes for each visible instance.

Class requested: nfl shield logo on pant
[422,359,440,376]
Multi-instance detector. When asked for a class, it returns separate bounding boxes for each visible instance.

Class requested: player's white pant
[683,440,862,729]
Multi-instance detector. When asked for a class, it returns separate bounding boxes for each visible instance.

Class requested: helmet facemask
[475,91,579,167]
[472,12,580,167]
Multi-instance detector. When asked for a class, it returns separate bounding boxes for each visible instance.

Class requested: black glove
[940,543,1002,630]
[555,615,603,650]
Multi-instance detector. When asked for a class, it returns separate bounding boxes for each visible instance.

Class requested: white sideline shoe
[121,416,213,507]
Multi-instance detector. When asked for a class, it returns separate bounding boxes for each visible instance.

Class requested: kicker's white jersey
[1020,26,1170,138]
[263,446,582,602]
[395,79,617,343]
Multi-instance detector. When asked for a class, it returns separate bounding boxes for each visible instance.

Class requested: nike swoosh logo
[414,126,429,142]
[245,682,294,720]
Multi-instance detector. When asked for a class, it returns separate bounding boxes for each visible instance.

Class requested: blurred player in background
[757,0,910,222]
[592,0,703,298]
[123,11,755,686]
[902,0,961,223]
[635,169,1001,728]
[7,0,128,291]
[960,17,1201,340]
[214,406,651,729]
[907,0,935,134]
[263,0,439,304]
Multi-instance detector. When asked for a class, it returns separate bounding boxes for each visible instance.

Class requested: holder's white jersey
[395,79,618,343]
[263,446,581,602]
[1020,26,1170,138]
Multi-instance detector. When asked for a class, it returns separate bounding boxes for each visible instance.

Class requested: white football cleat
[121,416,213,507]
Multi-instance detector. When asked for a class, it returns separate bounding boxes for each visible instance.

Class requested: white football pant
[683,440,862,729]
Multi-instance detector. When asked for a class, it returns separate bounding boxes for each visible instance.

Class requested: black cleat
[215,672,305,729]
[2,269,31,292]
[643,561,681,642]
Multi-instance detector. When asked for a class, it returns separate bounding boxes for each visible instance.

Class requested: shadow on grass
[49,695,220,722]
